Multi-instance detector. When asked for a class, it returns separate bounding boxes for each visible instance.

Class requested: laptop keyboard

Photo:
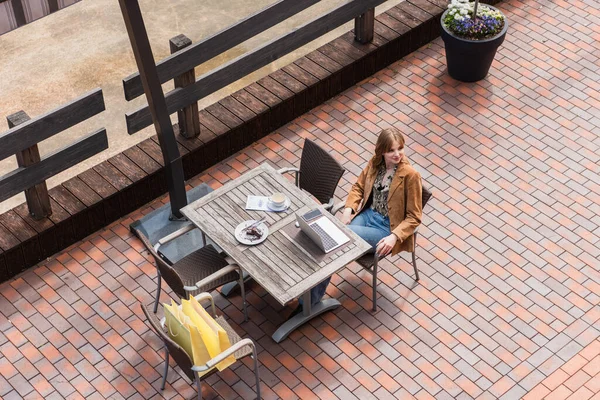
[310,223,338,252]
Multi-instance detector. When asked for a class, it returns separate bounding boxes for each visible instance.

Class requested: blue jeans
[301,208,391,307]
[347,208,392,250]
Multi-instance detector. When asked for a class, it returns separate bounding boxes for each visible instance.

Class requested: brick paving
[1,0,600,398]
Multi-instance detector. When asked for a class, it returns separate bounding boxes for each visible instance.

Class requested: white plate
[267,197,291,212]
[234,220,269,245]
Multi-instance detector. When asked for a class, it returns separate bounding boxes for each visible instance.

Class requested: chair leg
[239,271,248,322]
[195,372,203,400]
[412,251,420,281]
[251,343,261,399]
[201,230,206,246]
[372,255,378,312]
[154,272,162,313]
[412,232,420,281]
[161,347,169,390]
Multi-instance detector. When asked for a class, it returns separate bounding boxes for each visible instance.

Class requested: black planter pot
[440,5,508,82]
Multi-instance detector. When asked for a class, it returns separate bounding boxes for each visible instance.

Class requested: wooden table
[181,163,370,342]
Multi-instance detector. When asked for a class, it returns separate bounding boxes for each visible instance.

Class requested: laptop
[296,208,350,253]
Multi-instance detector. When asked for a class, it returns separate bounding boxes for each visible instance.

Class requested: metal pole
[118,0,187,218]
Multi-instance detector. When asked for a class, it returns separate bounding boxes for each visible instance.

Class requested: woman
[343,127,423,257]
[294,128,423,316]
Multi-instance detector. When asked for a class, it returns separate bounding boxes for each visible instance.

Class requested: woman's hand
[340,208,353,225]
[376,234,398,257]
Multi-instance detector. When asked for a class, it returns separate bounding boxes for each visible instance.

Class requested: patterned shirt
[371,164,397,217]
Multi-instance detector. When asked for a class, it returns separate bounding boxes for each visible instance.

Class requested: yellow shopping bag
[181,297,235,371]
[163,300,193,360]
[164,299,218,378]
[182,298,220,368]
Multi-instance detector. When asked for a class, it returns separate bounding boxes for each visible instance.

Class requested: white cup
[270,192,286,206]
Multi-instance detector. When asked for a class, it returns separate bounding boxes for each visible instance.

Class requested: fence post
[10,0,27,27]
[6,111,52,220]
[170,34,200,139]
[47,0,59,12]
[354,8,375,44]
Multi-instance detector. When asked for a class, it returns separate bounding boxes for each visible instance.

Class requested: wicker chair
[135,224,248,321]
[141,295,261,400]
[333,185,432,311]
[278,139,345,210]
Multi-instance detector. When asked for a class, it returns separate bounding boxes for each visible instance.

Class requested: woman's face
[383,140,404,166]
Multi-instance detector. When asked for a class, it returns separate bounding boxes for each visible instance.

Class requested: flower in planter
[444,0,505,40]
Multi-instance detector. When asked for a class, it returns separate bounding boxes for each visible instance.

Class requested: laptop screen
[296,209,349,253]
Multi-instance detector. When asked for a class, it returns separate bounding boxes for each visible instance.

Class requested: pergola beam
[117,0,187,218]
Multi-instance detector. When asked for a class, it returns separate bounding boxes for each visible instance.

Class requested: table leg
[302,291,311,316]
[272,291,340,343]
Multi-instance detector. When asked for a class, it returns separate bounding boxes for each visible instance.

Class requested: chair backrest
[298,139,345,205]
[422,185,432,209]
[140,302,195,382]
[134,228,187,299]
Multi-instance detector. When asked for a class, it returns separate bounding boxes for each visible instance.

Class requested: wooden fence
[122,0,387,136]
[0,89,108,219]
[0,0,80,36]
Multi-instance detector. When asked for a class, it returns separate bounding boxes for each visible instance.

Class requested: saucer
[267,197,291,212]
[234,220,269,245]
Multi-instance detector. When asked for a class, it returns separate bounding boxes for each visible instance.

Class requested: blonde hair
[368,128,405,179]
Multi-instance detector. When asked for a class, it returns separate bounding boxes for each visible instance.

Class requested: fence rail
[123,0,383,134]
[0,128,108,201]
[0,89,105,161]
[122,0,321,101]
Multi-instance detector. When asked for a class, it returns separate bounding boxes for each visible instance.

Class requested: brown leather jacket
[345,157,422,255]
